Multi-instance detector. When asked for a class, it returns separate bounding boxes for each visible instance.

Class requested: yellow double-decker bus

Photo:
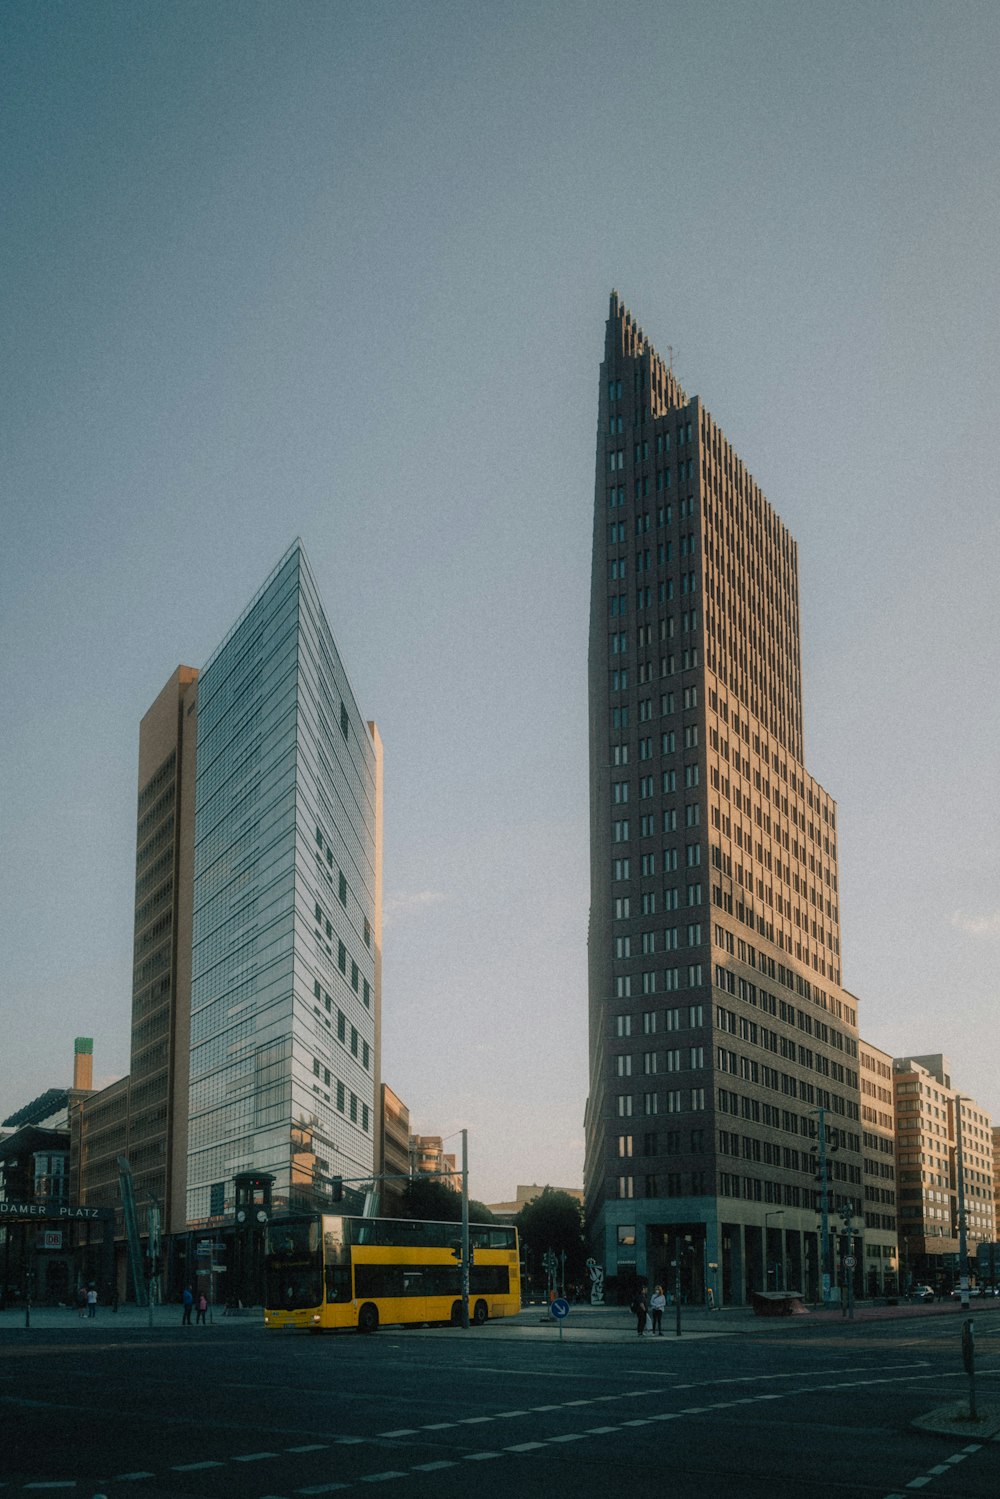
[264,1214,520,1332]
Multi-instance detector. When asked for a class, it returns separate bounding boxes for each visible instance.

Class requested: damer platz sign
[0,1201,112,1221]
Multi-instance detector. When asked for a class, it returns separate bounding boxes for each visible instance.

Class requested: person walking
[86,1286,98,1319]
[77,1285,87,1319]
[650,1284,666,1335]
[181,1286,194,1325]
[195,1291,208,1326]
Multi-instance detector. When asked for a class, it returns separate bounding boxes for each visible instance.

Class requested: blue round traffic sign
[550,1297,570,1319]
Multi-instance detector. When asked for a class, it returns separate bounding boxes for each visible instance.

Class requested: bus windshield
[265,1218,323,1310]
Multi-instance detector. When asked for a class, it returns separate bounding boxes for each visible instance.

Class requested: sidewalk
[0,1302,232,1332]
[3,1297,995,1337]
[483,1297,1000,1340]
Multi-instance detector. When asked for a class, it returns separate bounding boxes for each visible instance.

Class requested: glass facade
[186,542,380,1225]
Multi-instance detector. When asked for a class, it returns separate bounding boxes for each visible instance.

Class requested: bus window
[325,1265,352,1304]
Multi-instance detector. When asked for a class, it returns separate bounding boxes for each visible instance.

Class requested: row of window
[612,843,702,881]
[611,806,701,842]
[607,572,699,616]
[607,535,699,574]
[315,826,372,948]
[312,980,370,1070]
[614,884,701,919]
[614,1047,706,1076]
[608,613,699,667]
[313,899,371,1008]
[615,1004,704,1040]
[309,1061,370,1133]
[612,767,699,805]
[613,921,703,957]
[714,967,857,1058]
[613,965,704,998]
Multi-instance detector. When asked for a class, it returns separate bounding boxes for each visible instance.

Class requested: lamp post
[810,1106,834,1303]
[838,1202,856,1319]
[764,1210,785,1290]
[955,1097,969,1309]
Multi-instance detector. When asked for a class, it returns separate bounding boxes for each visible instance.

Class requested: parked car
[908,1285,935,1302]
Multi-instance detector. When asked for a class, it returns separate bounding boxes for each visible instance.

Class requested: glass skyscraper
[186,541,382,1225]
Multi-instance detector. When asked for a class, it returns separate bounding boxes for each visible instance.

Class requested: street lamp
[809,1105,835,1303]
[764,1210,784,1290]
[954,1096,970,1309]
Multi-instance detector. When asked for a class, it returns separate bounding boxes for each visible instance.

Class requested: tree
[391,1175,494,1224]
[515,1188,585,1286]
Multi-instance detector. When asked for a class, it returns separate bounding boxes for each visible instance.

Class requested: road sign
[843,1256,856,1269]
[550,1297,570,1320]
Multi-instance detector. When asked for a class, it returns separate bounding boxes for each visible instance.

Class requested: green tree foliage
[515,1187,585,1281]
[392,1175,494,1224]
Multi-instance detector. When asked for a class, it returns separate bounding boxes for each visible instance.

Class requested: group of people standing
[181,1287,209,1324]
[631,1283,667,1335]
[75,1285,98,1318]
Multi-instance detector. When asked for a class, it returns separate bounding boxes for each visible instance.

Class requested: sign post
[550,1296,569,1342]
[962,1318,976,1421]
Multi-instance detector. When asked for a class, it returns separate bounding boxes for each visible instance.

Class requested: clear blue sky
[3,1,998,1201]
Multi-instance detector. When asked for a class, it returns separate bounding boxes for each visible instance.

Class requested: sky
[2,1,999,1204]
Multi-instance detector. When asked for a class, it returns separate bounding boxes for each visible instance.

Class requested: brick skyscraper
[585,294,863,1305]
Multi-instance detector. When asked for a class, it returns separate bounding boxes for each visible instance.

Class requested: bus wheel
[472,1299,488,1326]
[358,1303,379,1334]
[450,1301,463,1325]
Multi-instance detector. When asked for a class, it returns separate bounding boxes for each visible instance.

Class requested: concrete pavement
[4,1294,996,1336]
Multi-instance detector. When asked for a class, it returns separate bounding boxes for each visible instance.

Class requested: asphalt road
[2,1307,998,1499]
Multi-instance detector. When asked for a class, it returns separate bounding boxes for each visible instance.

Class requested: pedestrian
[650,1283,666,1335]
[86,1286,98,1319]
[196,1292,208,1326]
[182,1286,194,1325]
[77,1285,87,1319]
[631,1284,648,1336]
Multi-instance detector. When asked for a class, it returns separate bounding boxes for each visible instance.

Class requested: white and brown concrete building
[585,293,864,1305]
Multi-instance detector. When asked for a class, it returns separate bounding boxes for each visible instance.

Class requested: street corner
[912,1401,1000,1440]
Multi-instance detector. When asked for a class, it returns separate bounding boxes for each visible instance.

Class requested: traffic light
[331,1177,343,1202]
